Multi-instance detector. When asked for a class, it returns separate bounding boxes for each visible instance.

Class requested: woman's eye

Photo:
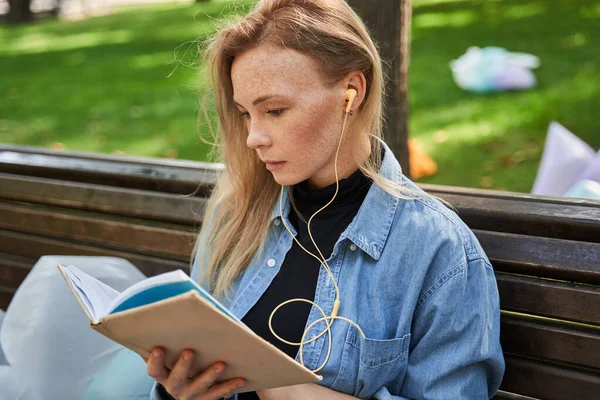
[266,109,285,116]
[238,111,250,119]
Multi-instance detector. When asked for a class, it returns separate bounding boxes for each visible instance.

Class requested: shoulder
[394,176,488,262]
[380,177,494,302]
[372,142,487,267]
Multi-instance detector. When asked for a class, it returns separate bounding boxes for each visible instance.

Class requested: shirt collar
[270,185,293,229]
[340,140,402,260]
[270,139,403,260]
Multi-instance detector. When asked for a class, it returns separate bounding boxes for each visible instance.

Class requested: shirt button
[274,219,281,226]
[350,244,357,251]
[267,258,276,268]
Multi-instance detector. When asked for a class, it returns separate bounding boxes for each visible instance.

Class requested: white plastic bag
[0,256,146,400]
[0,365,43,400]
[577,150,600,183]
[564,179,600,200]
[531,122,596,196]
[82,347,156,400]
[450,46,540,93]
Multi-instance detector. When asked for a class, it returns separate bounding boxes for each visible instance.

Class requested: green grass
[0,0,255,162]
[410,0,600,192]
[1,0,599,192]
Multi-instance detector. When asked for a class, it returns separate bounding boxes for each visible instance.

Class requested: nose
[246,121,272,150]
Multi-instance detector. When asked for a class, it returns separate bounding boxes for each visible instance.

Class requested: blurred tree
[7,0,33,23]
[347,0,412,177]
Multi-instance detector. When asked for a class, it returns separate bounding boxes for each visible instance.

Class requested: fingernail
[214,365,224,374]
[237,381,246,388]
[184,352,193,361]
[152,350,162,358]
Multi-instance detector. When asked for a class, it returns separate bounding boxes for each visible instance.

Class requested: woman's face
[231,43,359,189]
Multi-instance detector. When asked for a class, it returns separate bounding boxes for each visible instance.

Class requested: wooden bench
[1,144,599,399]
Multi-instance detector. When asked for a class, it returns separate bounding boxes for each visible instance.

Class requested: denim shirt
[152,142,505,399]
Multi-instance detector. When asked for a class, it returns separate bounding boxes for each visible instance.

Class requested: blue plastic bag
[450,46,540,93]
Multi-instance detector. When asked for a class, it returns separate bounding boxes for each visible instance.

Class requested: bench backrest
[1,145,599,399]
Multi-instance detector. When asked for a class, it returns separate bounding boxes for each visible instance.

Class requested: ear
[343,71,367,111]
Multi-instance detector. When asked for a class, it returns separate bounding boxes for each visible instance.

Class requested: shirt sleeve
[374,257,505,400]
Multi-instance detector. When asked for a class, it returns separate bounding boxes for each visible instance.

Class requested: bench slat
[0,173,204,225]
[0,201,195,260]
[0,257,31,288]
[0,230,192,309]
[0,229,189,278]
[425,184,600,243]
[0,288,15,310]
[501,313,600,370]
[500,354,600,400]
[493,391,539,400]
[497,273,600,326]
[475,230,600,284]
[0,145,218,196]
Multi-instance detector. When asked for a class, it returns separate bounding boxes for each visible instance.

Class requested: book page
[106,269,247,328]
[64,266,121,321]
[106,270,190,314]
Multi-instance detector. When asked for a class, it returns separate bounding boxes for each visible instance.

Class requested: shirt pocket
[330,326,411,399]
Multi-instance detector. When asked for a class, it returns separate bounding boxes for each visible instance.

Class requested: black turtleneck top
[238,169,372,399]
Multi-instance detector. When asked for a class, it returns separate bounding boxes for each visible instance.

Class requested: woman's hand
[146,347,246,400]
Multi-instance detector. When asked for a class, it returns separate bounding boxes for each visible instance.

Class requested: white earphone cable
[269,96,366,373]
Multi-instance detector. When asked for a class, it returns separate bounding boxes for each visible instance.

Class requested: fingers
[147,348,170,382]
[186,361,226,394]
[173,357,246,400]
[165,349,195,393]
[198,377,246,400]
[145,347,246,400]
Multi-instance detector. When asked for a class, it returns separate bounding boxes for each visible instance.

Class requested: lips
[264,161,286,171]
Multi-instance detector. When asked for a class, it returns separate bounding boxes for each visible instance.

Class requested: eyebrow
[234,95,280,108]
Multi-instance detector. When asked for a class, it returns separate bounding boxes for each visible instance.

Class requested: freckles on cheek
[300,97,338,144]
[286,120,326,158]
[285,123,337,177]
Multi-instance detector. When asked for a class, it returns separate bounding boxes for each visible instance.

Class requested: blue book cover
[110,280,238,323]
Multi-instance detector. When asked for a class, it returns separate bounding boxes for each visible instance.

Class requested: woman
[147,0,505,399]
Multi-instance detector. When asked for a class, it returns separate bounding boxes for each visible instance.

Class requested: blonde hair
[196,0,418,298]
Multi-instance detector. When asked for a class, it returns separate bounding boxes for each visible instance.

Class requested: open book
[57,264,321,393]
